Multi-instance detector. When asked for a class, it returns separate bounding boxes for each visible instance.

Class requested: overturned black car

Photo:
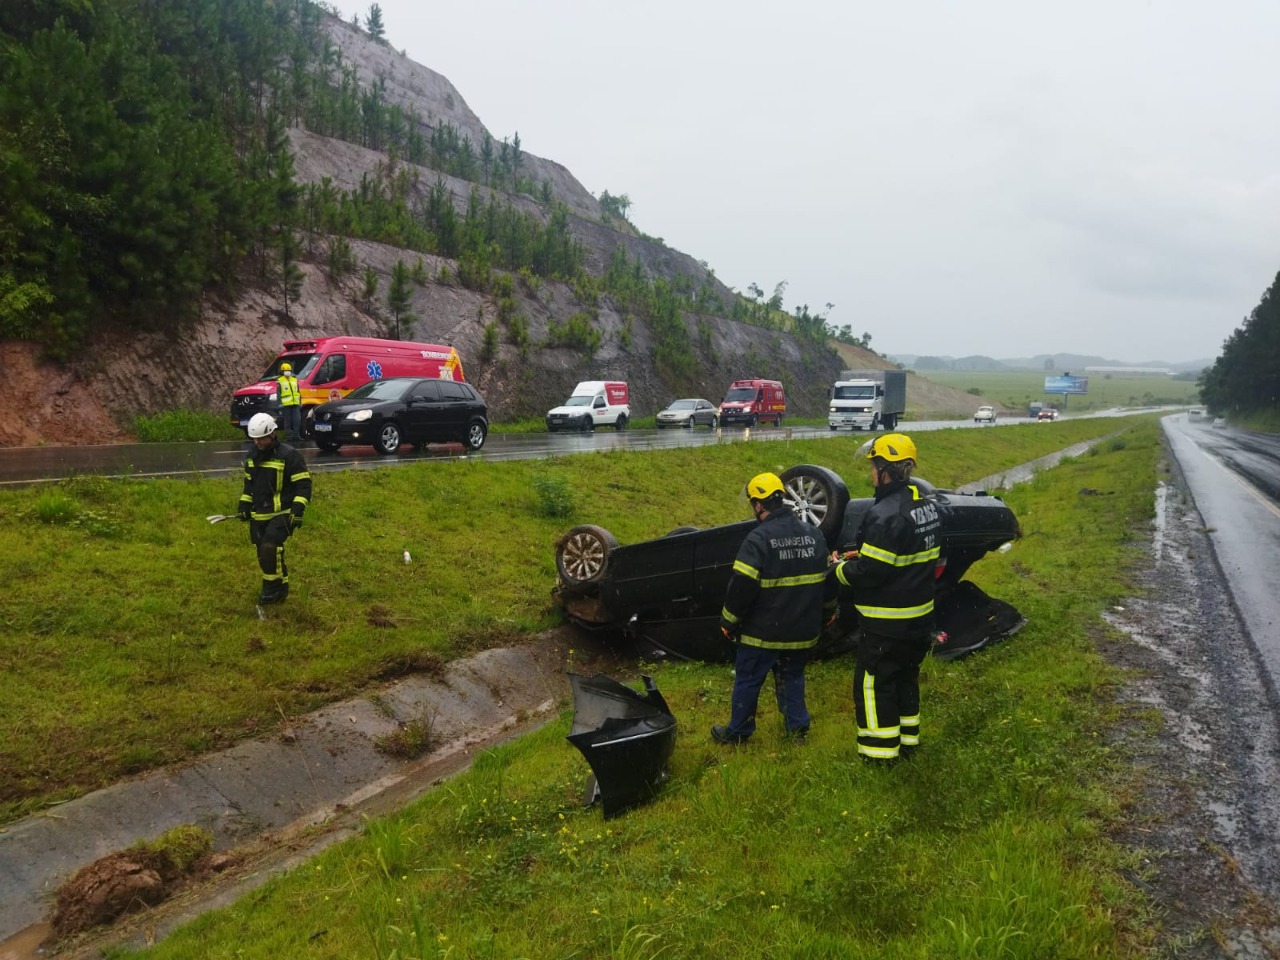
[553,465,1025,662]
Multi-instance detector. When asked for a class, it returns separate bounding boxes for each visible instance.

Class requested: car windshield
[563,396,593,407]
[346,379,412,401]
[724,387,757,402]
[833,385,875,400]
[666,400,696,410]
[262,354,317,380]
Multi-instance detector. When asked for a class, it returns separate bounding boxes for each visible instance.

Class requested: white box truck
[828,369,906,431]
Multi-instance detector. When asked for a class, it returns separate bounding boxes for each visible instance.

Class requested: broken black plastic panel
[566,674,677,818]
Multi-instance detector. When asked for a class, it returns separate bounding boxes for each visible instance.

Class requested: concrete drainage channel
[0,437,1116,958]
[0,633,626,957]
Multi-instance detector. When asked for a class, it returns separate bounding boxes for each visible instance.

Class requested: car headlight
[345,408,374,422]
[829,405,837,413]
[268,392,278,401]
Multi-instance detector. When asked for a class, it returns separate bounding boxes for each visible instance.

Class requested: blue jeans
[725,645,811,740]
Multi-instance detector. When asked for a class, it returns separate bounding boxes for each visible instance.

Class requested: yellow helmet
[867,433,918,463]
[280,362,292,373]
[745,472,785,501]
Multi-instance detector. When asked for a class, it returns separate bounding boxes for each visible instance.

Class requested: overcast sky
[337,1,1280,364]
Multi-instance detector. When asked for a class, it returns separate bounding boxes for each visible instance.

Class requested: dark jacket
[835,480,939,639]
[720,505,835,651]
[240,442,311,522]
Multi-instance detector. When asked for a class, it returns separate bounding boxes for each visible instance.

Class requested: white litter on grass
[403,550,412,564]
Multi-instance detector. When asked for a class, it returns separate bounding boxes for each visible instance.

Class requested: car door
[436,380,472,438]
[696,400,714,426]
[404,379,442,443]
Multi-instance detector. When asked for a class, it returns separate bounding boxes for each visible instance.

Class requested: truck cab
[828,369,905,431]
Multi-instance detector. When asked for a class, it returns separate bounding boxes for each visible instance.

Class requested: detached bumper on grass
[566,674,677,818]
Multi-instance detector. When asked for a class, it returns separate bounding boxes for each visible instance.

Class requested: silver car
[656,398,718,429]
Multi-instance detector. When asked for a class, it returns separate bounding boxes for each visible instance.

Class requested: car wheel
[374,421,402,456]
[709,416,718,429]
[780,464,850,540]
[746,415,757,428]
[580,415,594,431]
[829,425,838,432]
[314,438,341,453]
[682,419,692,429]
[556,524,619,590]
[464,418,487,451]
[614,414,628,431]
[776,415,784,428]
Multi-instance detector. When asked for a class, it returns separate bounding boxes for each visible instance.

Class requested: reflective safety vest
[277,373,301,407]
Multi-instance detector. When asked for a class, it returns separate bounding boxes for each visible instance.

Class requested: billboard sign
[1044,375,1088,395]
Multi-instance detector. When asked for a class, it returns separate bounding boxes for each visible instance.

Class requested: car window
[724,387,756,402]
[312,354,345,386]
[409,380,440,402]
[593,397,605,408]
[439,381,469,401]
[349,378,411,401]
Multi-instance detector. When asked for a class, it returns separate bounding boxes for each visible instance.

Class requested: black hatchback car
[553,465,1025,662]
[310,377,488,454]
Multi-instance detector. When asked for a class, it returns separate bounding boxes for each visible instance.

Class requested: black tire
[881,414,895,431]
[682,419,692,429]
[664,525,700,537]
[746,415,758,428]
[464,418,487,451]
[829,425,838,432]
[709,416,718,429]
[301,407,317,439]
[779,464,850,541]
[775,415,784,428]
[556,524,619,589]
[614,414,628,431]
[580,415,594,432]
[314,438,341,453]
[374,421,402,456]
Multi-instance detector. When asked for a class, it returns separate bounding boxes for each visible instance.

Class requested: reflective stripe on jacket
[835,481,939,638]
[720,505,835,651]
[240,442,311,521]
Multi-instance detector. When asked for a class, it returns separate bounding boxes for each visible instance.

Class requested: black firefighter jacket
[835,480,940,639]
[240,442,312,522]
[720,505,836,651]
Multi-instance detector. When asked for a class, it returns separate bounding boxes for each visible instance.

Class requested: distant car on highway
[1212,417,1227,429]
[656,398,718,429]
[974,405,996,423]
[1187,408,1206,422]
[1037,408,1059,421]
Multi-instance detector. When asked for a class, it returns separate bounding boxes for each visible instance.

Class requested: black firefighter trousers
[249,514,293,599]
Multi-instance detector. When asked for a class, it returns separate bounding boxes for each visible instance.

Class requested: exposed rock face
[0,11,854,444]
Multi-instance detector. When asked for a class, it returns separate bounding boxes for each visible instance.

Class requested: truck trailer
[828,369,906,431]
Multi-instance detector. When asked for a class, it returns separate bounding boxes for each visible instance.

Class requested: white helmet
[247,413,278,438]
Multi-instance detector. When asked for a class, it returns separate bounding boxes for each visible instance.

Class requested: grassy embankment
[71,415,1182,959]
[919,370,1200,413]
[2,416,1147,825]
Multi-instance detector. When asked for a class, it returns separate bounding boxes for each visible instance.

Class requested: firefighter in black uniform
[834,433,940,763]
[238,412,311,604]
[712,472,836,745]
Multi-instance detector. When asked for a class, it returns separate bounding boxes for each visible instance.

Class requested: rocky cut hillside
[0,8,848,446]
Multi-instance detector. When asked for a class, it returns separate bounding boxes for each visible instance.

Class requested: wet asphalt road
[0,411,1156,488]
[1162,414,1280,697]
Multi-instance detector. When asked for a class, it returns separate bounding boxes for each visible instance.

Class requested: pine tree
[366,4,385,43]
[386,259,414,339]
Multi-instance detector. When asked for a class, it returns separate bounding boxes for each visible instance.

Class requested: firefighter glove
[237,507,250,521]
[290,513,304,531]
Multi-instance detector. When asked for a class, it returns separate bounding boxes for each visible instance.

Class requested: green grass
[0,417,1153,827]
[917,370,1201,413]
[133,410,245,442]
[99,417,1171,958]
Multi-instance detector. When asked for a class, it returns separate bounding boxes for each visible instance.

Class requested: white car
[1212,417,1227,429]
[974,405,996,423]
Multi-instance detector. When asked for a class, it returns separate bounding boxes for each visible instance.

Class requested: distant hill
[891,353,1211,374]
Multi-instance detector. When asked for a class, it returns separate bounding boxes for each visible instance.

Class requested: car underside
[553,465,1026,662]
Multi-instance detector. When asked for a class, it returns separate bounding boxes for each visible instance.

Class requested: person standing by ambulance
[711,472,836,745]
[276,362,302,442]
[238,413,311,604]
[834,434,940,764]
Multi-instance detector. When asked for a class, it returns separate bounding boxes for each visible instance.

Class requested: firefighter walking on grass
[834,434,940,764]
[238,413,311,604]
[712,472,836,745]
